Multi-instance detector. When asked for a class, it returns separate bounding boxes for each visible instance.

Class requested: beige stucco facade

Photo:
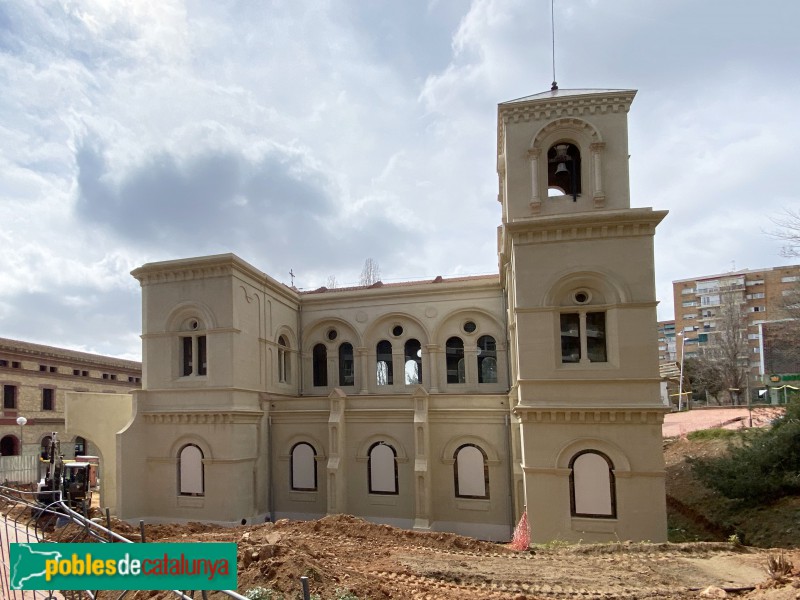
[106,88,668,543]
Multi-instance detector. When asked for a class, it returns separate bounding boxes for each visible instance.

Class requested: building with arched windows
[111,88,669,543]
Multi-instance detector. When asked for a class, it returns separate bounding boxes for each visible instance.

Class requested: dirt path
[110,515,799,600]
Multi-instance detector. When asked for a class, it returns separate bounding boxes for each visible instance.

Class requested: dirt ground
[96,514,799,600]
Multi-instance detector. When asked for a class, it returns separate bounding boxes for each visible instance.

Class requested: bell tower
[498,89,669,542]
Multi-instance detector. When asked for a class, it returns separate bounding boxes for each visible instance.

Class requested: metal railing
[0,485,248,600]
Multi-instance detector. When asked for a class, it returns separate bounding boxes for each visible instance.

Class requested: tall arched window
[179,444,204,496]
[569,450,616,518]
[180,318,207,377]
[547,142,581,200]
[74,436,86,456]
[376,340,393,386]
[446,337,465,384]
[368,442,398,495]
[404,339,422,385]
[312,343,327,387]
[454,444,489,499]
[339,342,354,386]
[477,335,498,383]
[290,442,317,491]
[278,335,290,383]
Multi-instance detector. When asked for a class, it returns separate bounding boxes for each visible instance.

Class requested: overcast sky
[1,0,798,360]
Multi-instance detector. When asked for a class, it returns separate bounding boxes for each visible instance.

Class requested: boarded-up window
[368,442,398,494]
[291,443,317,491]
[570,451,616,518]
[179,444,204,496]
[454,444,489,499]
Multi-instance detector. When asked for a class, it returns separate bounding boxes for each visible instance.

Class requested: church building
[113,88,668,543]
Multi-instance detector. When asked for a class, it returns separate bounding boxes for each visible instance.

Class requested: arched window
[290,442,317,491]
[376,340,393,386]
[74,436,86,456]
[0,435,19,456]
[180,318,207,377]
[477,335,498,383]
[368,442,398,495]
[179,444,204,496]
[312,343,327,387]
[404,339,422,385]
[339,342,354,386]
[569,450,616,518]
[278,335,290,383]
[446,337,465,384]
[454,444,489,499]
[547,142,581,200]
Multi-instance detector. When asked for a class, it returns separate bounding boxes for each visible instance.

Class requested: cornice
[131,253,300,304]
[512,407,668,424]
[497,90,636,153]
[142,410,262,425]
[502,208,668,246]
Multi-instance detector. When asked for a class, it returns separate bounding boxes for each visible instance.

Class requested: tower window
[547,142,581,200]
[561,312,607,363]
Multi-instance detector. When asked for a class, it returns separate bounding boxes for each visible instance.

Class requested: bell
[554,162,569,175]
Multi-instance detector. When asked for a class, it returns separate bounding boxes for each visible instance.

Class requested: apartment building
[0,337,141,458]
[657,320,677,364]
[672,265,800,388]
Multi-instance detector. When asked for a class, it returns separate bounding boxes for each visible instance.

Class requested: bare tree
[770,208,800,258]
[691,284,750,405]
[359,258,381,286]
[325,275,338,289]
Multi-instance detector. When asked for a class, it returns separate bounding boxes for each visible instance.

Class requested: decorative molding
[513,408,664,425]
[510,220,659,246]
[529,200,542,215]
[503,93,635,126]
[135,264,234,286]
[142,411,262,425]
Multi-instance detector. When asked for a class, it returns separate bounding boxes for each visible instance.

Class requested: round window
[392,325,404,337]
[190,320,199,330]
[573,290,591,305]
[327,329,338,341]
[463,321,477,333]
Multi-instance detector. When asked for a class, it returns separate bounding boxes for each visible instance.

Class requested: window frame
[290,442,317,491]
[453,444,490,499]
[178,444,205,497]
[42,388,55,411]
[569,450,617,519]
[560,310,607,364]
[367,441,399,495]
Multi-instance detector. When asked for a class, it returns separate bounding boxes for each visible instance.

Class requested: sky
[1,0,798,361]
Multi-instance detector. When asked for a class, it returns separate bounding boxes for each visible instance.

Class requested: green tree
[690,400,800,505]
